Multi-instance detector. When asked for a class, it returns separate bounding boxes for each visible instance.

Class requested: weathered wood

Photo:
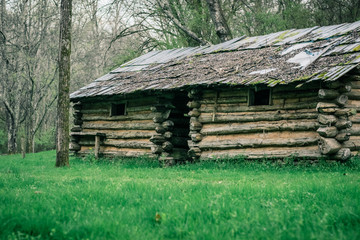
[162,141,174,152]
[317,127,338,137]
[345,124,360,136]
[73,111,82,118]
[335,119,352,129]
[190,121,202,131]
[164,131,173,139]
[318,89,338,99]
[201,120,319,135]
[335,132,351,142]
[335,95,348,106]
[198,112,318,123]
[318,137,341,155]
[199,137,318,149]
[338,85,351,93]
[151,144,162,154]
[272,90,318,99]
[82,121,155,130]
[82,113,156,121]
[76,130,152,139]
[73,103,82,111]
[188,140,199,148]
[191,133,203,142]
[69,142,81,151]
[201,102,317,113]
[188,109,201,117]
[71,126,82,132]
[335,108,356,117]
[349,80,360,89]
[95,135,100,159]
[187,101,201,109]
[343,138,360,150]
[200,146,321,160]
[155,125,166,134]
[318,114,337,125]
[316,102,338,113]
[150,135,166,144]
[162,120,174,130]
[324,81,343,89]
[78,139,152,149]
[333,148,351,161]
[349,114,360,123]
[188,147,201,158]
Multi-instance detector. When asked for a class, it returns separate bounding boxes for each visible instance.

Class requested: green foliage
[0,151,360,239]
[34,128,56,152]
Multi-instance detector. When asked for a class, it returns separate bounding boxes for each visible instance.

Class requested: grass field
[0,151,360,240]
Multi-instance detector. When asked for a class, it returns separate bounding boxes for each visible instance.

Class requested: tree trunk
[205,0,232,42]
[56,0,72,167]
[6,116,17,154]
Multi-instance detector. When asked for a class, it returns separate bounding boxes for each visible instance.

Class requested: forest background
[1,0,359,154]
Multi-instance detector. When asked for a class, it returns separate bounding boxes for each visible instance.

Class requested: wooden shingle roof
[70,21,360,100]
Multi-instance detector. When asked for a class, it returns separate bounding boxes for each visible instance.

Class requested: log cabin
[70,21,360,163]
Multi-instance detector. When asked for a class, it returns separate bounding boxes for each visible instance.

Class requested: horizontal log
[82,112,158,121]
[71,126,82,132]
[349,80,360,89]
[200,96,247,104]
[272,90,318,99]
[201,131,317,141]
[349,115,360,123]
[82,120,155,130]
[346,124,360,136]
[188,147,201,158]
[164,131,173,139]
[335,119,352,129]
[335,132,351,142]
[338,85,351,93]
[187,101,201,109]
[335,108,357,117]
[318,114,337,125]
[318,137,341,155]
[198,112,318,123]
[335,95,348,106]
[162,120,174,130]
[150,135,166,144]
[190,121,202,131]
[201,120,319,135]
[69,142,80,151]
[318,89,338,99]
[316,102,338,113]
[345,100,360,111]
[200,146,321,160]
[79,146,152,157]
[151,144,163,154]
[200,102,317,113]
[324,81,344,89]
[346,89,360,100]
[317,127,338,138]
[190,133,203,142]
[198,137,318,150]
[80,129,154,139]
[78,139,152,149]
[188,109,200,117]
[202,89,247,98]
[343,137,360,150]
[333,148,351,161]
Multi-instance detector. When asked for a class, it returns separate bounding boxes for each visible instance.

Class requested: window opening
[111,103,126,116]
[249,89,270,106]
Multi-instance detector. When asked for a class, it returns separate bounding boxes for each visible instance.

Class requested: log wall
[194,83,323,160]
[70,95,159,158]
[344,74,360,156]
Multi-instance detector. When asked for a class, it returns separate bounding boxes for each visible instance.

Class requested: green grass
[1,151,360,239]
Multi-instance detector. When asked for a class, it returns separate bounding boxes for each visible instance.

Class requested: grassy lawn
[0,152,360,239]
